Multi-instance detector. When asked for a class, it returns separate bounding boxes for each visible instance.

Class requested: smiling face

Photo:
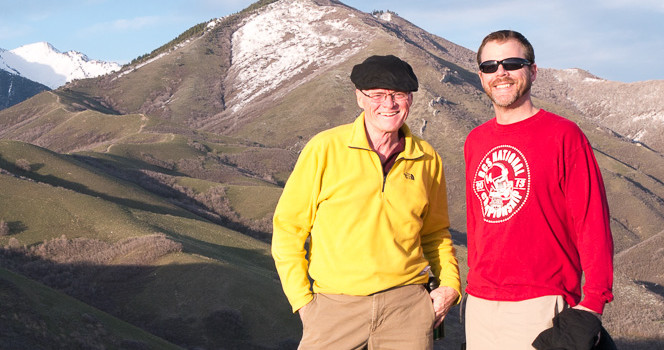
[478,38,537,109]
[356,88,412,137]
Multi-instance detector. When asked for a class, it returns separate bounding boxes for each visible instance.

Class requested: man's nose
[381,94,397,106]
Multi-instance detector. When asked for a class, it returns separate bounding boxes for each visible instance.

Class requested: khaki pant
[465,294,567,350]
[298,284,435,350]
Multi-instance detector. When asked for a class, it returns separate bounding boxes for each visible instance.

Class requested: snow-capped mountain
[0,42,121,89]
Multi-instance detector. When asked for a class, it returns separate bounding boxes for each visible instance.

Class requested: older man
[272,55,461,349]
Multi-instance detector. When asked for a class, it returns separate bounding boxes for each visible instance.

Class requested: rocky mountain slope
[533,68,664,153]
[0,69,49,110]
[0,0,662,348]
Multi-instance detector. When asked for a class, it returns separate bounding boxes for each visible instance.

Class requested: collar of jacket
[347,112,425,160]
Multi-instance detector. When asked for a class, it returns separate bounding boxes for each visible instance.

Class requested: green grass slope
[0,266,181,349]
[0,140,300,348]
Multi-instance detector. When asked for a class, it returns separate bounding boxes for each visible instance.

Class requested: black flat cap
[350,55,418,92]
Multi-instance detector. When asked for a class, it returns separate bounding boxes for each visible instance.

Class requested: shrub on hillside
[203,309,248,343]
[30,234,182,266]
[0,233,183,312]
[15,159,31,171]
[118,340,150,350]
[6,237,20,248]
[140,153,175,170]
[0,220,9,236]
[150,317,200,347]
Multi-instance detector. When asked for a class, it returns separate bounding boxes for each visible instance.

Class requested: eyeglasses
[479,57,532,74]
[360,90,410,103]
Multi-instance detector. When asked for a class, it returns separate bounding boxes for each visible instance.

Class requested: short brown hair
[477,30,535,65]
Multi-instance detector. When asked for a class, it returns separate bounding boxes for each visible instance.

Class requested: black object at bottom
[433,321,444,340]
[426,275,445,341]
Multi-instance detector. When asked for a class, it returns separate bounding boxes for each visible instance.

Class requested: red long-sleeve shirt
[464,109,614,314]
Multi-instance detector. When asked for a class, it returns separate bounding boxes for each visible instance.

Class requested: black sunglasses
[479,57,532,74]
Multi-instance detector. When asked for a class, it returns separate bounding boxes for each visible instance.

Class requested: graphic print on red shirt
[472,145,531,223]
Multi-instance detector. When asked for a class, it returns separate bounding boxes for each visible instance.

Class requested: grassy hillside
[0,267,182,349]
[0,140,299,349]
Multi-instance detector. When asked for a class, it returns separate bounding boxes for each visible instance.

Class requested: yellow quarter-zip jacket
[272,113,461,312]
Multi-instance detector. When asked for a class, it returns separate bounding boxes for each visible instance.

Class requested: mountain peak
[227,0,366,112]
[0,42,121,89]
[12,41,61,56]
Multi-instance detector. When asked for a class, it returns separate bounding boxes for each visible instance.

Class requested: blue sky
[1,0,662,83]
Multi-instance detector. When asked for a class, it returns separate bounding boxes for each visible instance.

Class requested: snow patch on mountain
[632,129,646,142]
[228,0,366,112]
[377,12,393,21]
[0,42,121,89]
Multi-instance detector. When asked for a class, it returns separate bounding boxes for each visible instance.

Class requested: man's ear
[355,89,365,109]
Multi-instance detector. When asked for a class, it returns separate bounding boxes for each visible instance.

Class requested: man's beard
[487,76,533,108]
